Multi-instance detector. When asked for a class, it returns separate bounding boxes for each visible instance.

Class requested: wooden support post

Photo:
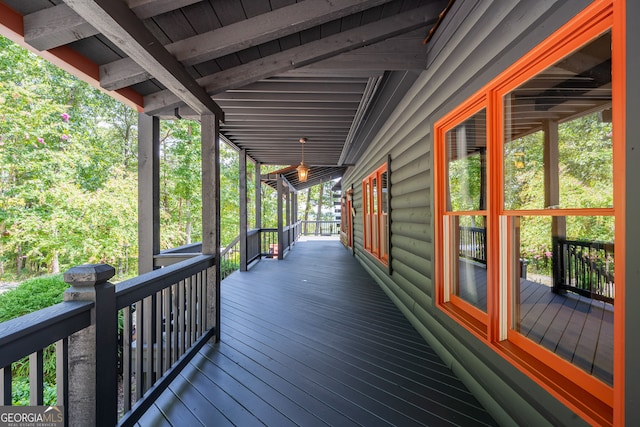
[138,114,160,274]
[292,192,298,243]
[64,264,117,427]
[543,120,566,292]
[201,113,221,341]
[239,149,248,271]
[277,174,284,260]
[285,183,291,248]
[255,163,262,229]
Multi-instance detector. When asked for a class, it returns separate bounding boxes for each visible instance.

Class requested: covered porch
[140,238,497,426]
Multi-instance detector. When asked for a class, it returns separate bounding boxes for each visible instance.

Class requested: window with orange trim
[362,163,389,265]
[434,2,621,425]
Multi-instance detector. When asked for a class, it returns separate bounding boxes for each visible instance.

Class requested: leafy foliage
[0,275,67,321]
[0,275,68,403]
[0,36,138,278]
[449,112,614,273]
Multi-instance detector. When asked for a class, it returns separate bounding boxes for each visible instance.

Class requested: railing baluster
[56,338,68,416]
[196,272,204,336]
[123,306,132,412]
[185,277,192,348]
[190,276,197,344]
[155,291,163,382]
[143,296,153,391]
[162,289,171,374]
[1,366,11,405]
[29,350,44,406]
[135,300,143,401]
[178,280,185,356]
[172,283,179,364]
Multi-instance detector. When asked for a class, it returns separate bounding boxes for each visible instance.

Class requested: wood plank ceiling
[3,0,448,189]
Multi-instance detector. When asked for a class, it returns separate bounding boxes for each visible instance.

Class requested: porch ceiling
[2,0,449,188]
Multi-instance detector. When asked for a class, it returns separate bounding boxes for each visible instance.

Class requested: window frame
[362,162,389,265]
[435,98,491,337]
[433,1,624,425]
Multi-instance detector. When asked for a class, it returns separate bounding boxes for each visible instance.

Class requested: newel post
[64,264,117,427]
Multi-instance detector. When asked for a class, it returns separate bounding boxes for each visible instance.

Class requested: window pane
[504,32,612,210]
[364,181,370,249]
[380,170,388,259]
[450,215,487,312]
[446,109,487,212]
[511,215,614,385]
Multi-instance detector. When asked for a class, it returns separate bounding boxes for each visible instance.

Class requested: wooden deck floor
[458,261,613,385]
[138,239,497,426]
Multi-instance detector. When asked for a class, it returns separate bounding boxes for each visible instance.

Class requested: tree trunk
[16,245,22,278]
[315,182,324,235]
[51,251,60,274]
[185,199,192,244]
[303,188,312,235]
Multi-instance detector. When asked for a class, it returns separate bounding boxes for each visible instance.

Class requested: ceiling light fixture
[297,137,310,182]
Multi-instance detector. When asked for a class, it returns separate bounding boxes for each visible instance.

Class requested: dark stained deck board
[220,302,491,421]
[460,264,614,385]
[142,239,498,426]
[539,291,581,351]
[592,303,614,383]
[525,292,570,344]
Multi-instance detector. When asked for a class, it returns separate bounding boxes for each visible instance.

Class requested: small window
[362,162,389,265]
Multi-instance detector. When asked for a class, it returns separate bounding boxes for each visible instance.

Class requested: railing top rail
[159,242,203,254]
[115,254,214,310]
[247,228,260,237]
[221,235,240,257]
[0,300,93,368]
[560,238,614,251]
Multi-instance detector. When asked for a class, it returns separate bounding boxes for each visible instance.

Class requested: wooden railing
[301,220,340,236]
[459,226,487,264]
[258,228,278,258]
[0,256,217,426]
[554,238,614,303]
[0,300,93,419]
[0,220,307,425]
[220,236,240,279]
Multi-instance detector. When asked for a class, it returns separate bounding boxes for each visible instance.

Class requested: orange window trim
[434,97,490,329]
[362,163,388,266]
[433,1,622,425]
[611,0,626,425]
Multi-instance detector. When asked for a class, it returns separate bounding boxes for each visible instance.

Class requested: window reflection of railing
[554,239,614,303]
[459,226,487,264]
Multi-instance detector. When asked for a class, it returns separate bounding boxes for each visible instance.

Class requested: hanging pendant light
[297,137,310,182]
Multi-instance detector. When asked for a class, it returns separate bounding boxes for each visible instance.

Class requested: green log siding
[626,1,640,425]
[342,0,599,425]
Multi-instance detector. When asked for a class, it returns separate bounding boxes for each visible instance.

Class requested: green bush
[0,275,68,322]
[11,377,57,406]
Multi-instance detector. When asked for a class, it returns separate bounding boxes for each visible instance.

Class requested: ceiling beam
[298,36,429,72]
[62,0,223,118]
[144,4,442,115]
[24,0,201,51]
[99,0,394,91]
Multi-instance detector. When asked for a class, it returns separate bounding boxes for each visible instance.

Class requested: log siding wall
[342,1,598,425]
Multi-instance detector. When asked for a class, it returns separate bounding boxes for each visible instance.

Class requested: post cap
[64,264,115,287]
